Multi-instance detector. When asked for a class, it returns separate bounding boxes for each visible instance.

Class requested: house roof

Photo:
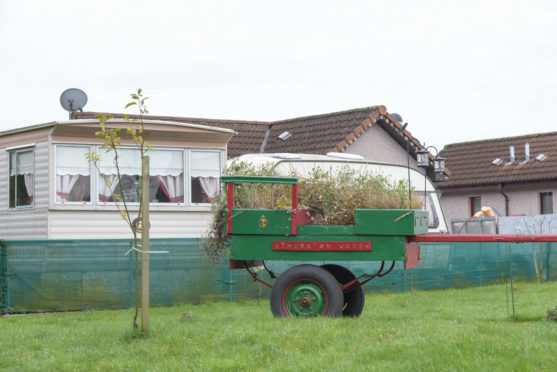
[73,106,429,160]
[436,132,557,188]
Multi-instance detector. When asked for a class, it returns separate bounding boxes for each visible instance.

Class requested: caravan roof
[234,153,436,192]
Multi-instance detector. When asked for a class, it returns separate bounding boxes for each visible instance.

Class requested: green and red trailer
[222,175,557,318]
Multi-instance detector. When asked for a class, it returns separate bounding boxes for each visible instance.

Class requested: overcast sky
[1,0,556,151]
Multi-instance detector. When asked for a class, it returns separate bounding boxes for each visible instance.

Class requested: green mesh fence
[0,239,555,314]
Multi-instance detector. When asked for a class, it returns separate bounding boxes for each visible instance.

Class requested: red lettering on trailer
[272,241,372,252]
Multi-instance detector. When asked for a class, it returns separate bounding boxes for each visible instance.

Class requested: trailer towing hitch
[244,261,277,289]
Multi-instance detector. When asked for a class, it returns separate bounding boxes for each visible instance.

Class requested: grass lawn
[1,281,556,371]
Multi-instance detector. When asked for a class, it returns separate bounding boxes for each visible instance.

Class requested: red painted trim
[282,278,329,317]
[412,234,557,243]
[273,241,372,252]
[291,184,298,235]
[405,240,420,270]
[227,183,234,234]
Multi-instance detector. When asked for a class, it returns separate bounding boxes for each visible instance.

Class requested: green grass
[1,282,556,371]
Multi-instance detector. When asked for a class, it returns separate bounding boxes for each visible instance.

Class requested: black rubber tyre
[270,264,343,317]
[321,264,365,317]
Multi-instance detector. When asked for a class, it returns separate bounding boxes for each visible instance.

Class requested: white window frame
[8,147,35,210]
[53,144,93,205]
[95,145,187,206]
[188,149,224,206]
[49,143,224,207]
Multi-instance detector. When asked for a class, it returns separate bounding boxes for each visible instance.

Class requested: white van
[232,152,448,233]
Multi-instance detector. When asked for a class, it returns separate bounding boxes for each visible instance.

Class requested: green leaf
[125,102,137,108]
[138,89,142,95]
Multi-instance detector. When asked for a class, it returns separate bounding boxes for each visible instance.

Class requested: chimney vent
[519,143,530,164]
[504,146,515,166]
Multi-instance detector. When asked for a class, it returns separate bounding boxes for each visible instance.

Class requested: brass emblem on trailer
[258,215,268,229]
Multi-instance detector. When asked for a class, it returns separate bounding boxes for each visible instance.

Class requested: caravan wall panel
[48,210,213,239]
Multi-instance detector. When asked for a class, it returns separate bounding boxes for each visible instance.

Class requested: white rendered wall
[346,123,419,169]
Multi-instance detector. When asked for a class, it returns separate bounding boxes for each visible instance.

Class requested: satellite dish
[391,113,403,123]
[60,88,88,117]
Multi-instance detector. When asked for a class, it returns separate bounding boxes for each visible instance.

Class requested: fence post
[141,156,150,332]
[1,241,8,315]
[548,242,553,282]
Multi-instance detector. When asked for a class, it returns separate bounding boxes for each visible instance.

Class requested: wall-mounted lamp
[416,145,446,209]
[417,147,445,181]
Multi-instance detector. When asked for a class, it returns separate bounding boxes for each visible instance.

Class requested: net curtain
[191,151,220,201]
[10,150,34,202]
[56,147,90,202]
[98,148,184,202]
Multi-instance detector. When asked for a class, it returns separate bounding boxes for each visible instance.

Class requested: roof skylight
[278,131,292,140]
[536,154,547,161]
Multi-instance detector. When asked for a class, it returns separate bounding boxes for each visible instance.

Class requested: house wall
[0,139,50,240]
[440,182,557,231]
[441,191,507,224]
[346,123,419,169]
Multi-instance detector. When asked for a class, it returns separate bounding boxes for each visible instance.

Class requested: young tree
[86,89,152,329]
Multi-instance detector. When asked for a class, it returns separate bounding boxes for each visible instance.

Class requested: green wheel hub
[283,279,328,317]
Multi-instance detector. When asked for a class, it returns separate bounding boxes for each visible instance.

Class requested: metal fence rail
[0,239,555,314]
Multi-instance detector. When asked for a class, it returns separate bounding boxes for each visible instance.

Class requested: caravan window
[98,148,185,204]
[55,145,91,203]
[9,148,34,209]
[422,193,439,229]
[191,150,221,204]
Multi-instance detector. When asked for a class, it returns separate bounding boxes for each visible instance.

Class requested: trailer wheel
[270,264,343,317]
[321,264,365,317]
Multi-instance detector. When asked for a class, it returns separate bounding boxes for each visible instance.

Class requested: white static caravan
[234,153,449,233]
[0,119,235,240]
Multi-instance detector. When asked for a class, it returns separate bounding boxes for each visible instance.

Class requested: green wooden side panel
[230,209,292,235]
[355,209,428,235]
[229,234,406,261]
[297,225,355,235]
